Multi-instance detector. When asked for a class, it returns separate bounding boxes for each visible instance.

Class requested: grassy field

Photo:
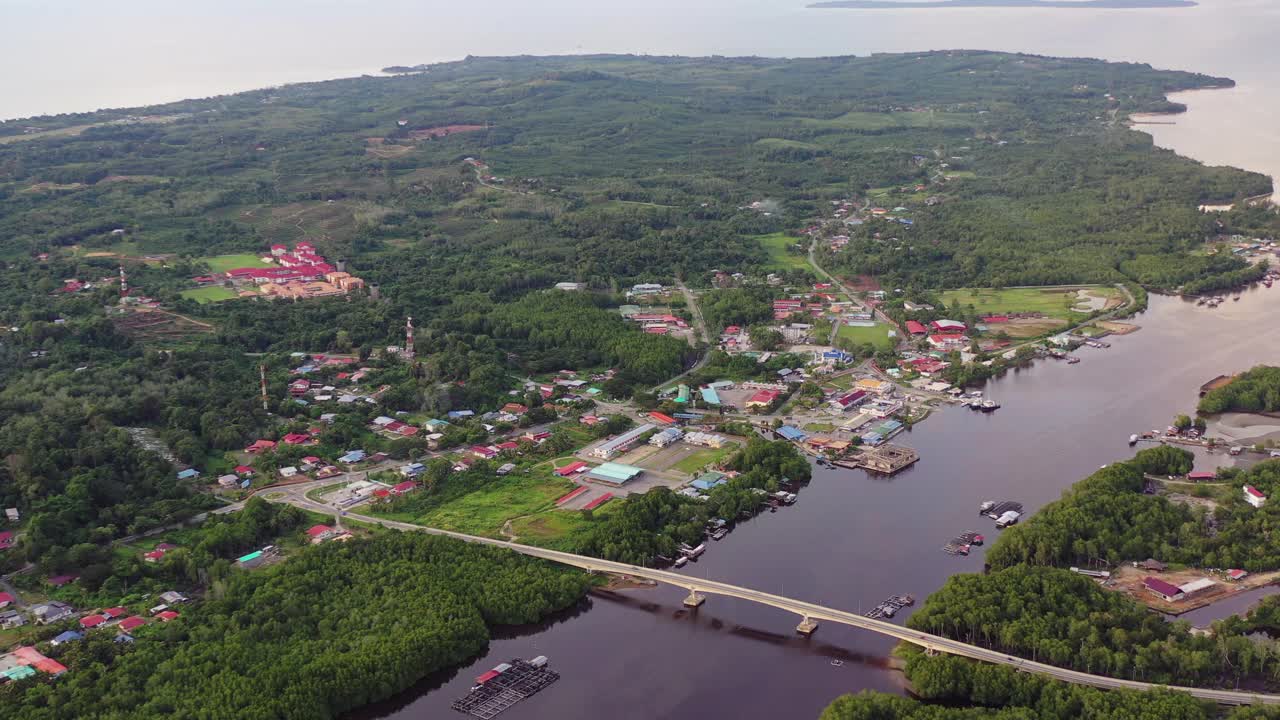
[181,286,241,304]
[671,445,735,475]
[509,510,592,542]
[803,422,836,432]
[756,232,811,271]
[201,253,272,273]
[411,474,575,537]
[837,322,896,350]
[940,286,1119,321]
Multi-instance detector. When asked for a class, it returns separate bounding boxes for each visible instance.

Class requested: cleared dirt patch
[407,124,486,140]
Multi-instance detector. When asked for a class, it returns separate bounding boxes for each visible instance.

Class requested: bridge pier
[682,590,705,608]
[795,617,819,636]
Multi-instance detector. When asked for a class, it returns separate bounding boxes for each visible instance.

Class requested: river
[5,0,1277,716]
[352,291,1280,720]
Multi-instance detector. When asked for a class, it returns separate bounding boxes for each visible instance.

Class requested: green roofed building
[585,462,644,486]
[676,385,691,403]
[2,665,36,681]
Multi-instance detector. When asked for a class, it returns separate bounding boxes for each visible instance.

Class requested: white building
[649,428,683,447]
[1245,485,1267,508]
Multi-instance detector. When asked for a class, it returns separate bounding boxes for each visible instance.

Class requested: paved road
[253,489,1279,706]
[652,280,713,392]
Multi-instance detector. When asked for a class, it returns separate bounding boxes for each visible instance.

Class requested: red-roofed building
[245,439,276,454]
[143,550,166,563]
[724,325,742,335]
[12,647,67,677]
[927,334,968,350]
[1245,485,1267,508]
[234,465,255,477]
[910,357,950,375]
[80,614,108,629]
[1187,471,1217,481]
[1228,569,1250,581]
[556,461,587,477]
[282,432,312,445]
[745,389,780,409]
[103,607,127,619]
[930,319,967,333]
[470,446,498,459]
[157,610,180,622]
[0,531,12,550]
[648,412,676,425]
[1143,577,1184,602]
[0,592,14,608]
[904,320,927,335]
[501,403,528,415]
[118,616,147,632]
[392,481,417,495]
[372,488,391,498]
[982,315,1010,324]
[306,525,335,543]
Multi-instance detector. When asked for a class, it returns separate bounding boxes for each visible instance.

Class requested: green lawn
[181,286,241,304]
[411,474,575,537]
[804,422,836,432]
[671,445,735,475]
[756,232,810,271]
[940,286,1118,321]
[201,253,272,273]
[509,510,592,542]
[837,322,896,350]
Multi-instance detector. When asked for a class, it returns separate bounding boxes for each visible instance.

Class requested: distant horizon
[811,0,1196,8]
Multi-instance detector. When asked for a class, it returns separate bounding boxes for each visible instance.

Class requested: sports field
[837,322,896,350]
[201,254,272,273]
[940,286,1119,321]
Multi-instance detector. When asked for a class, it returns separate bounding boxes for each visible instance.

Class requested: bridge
[268,483,1280,706]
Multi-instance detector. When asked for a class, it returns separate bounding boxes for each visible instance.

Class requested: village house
[30,601,74,625]
[1245,485,1267,508]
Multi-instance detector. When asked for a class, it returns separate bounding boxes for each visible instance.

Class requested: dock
[838,444,919,475]
[864,594,915,620]
[452,659,560,719]
[980,501,1022,519]
[942,531,984,556]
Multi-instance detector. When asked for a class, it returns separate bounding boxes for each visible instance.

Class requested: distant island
[811,0,1196,8]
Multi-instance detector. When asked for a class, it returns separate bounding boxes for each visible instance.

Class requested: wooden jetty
[453,659,559,719]
[942,531,984,556]
[980,501,1022,519]
[838,444,919,475]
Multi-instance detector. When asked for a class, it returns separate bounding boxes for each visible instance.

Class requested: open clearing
[200,254,271,273]
[181,286,240,304]
[670,445,736,475]
[410,474,575,538]
[940,286,1119,321]
[756,232,810,271]
[837,322,896,350]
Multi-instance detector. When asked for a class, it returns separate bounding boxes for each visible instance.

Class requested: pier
[838,444,919,474]
[452,659,560,719]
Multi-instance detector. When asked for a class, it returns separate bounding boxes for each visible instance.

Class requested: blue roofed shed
[777,426,807,441]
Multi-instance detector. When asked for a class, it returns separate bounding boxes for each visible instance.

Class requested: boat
[979,500,995,513]
[881,606,896,618]
[1129,434,1139,445]
[1234,295,1242,301]
[1196,297,1207,305]
[830,659,844,667]
[978,399,1000,412]
[684,543,706,559]
[1066,356,1080,364]
[674,556,688,568]
[711,528,728,541]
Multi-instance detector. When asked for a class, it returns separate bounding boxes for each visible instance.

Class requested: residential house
[244,439,276,454]
[176,468,200,480]
[30,601,74,625]
[1245,485,1267,508]
[306,525,336,544]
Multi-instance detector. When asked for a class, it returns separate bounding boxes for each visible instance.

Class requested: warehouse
[591,423,656,458]
[585,462,645,486]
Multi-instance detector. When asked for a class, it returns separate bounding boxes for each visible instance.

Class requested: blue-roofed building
[51,630,83,645]
[114,634,135,644]
[700,387,721,405]
[861,432,884,446]
[424,418,449,429]
[674,413,702,420]
[176,469,200,480]
[338,450,366,464]
[777,426,807,442]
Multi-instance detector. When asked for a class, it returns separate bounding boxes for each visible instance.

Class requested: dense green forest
[0,533,590,719]
[987,448,1280,572]
[821,652,1276,720]
[847,446,1280,706]
[1199,365,1280,414]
